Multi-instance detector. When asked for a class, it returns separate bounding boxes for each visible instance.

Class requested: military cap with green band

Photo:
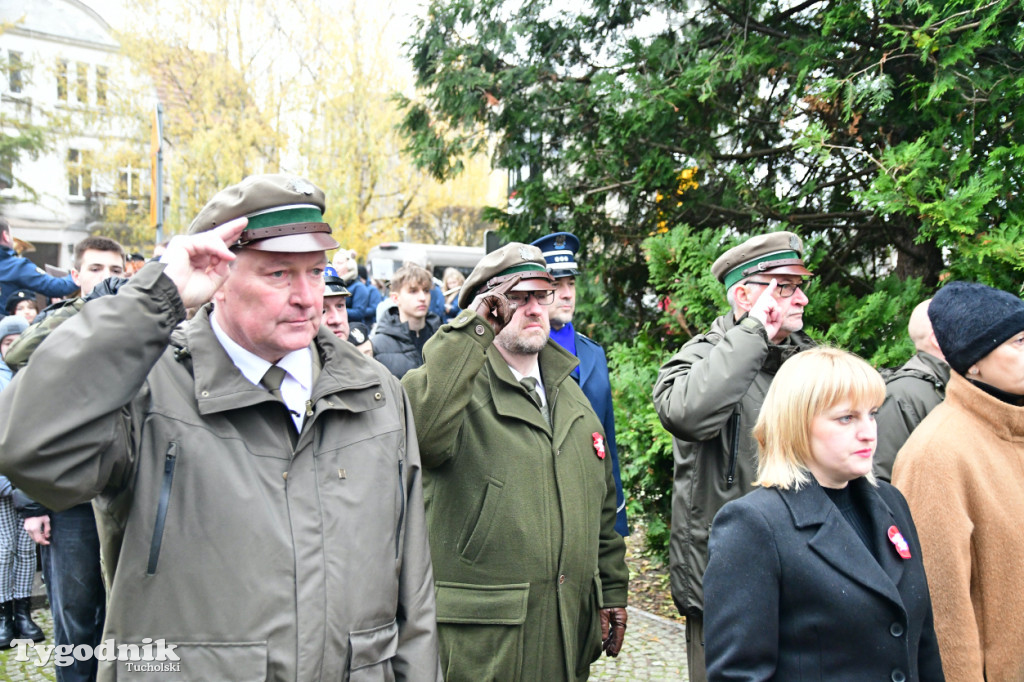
[188,174,340,253]
[458,242,555,308]
[711,231,812,289]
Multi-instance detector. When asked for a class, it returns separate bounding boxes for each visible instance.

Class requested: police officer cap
[323,266,351,298]
[530,232,580,278]
[188,174,340,253]
[4,289,36,315]
[0,315,28,340]
[459,242,556,308]
[711,231,812,289]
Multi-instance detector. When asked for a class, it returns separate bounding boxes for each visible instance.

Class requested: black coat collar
[779,478,907,608]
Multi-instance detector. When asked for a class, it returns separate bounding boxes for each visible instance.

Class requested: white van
[367,242,484,281]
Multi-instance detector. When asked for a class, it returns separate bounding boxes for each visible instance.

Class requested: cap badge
[519,245,533,261]
[288,177,316,195]
[789,234,801,250]
[555,235,566,248]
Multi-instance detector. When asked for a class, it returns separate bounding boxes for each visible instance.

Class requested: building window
[118,165,141,201]
[75,62,87,103]
[67,148,92,197]
[56,59,67,100]
[8,51,23,94]
[96,66,107,105]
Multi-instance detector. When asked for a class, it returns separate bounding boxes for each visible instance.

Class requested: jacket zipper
[147,443,178,575]
[395,459,405,559]
[726,413,739,488]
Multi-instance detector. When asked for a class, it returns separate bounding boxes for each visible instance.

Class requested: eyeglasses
[506,289,555,306]
[743,281,805,298]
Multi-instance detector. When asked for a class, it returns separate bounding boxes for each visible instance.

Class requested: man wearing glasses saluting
[652,231,817,682]
[403,242,628,681]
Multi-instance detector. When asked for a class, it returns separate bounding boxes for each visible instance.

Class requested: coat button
[475,325,486,336]
[558,574,566,585]
[889,622,905,637]
[891,669,906,682]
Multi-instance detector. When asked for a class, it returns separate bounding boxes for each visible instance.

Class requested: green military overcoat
[403,310,628,682]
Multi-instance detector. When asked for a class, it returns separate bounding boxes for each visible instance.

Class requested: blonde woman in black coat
[704,347,944,682]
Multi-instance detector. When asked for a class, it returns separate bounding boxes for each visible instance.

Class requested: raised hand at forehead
[470,273,523,335]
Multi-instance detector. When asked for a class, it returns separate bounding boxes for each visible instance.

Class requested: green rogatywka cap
[711,231,812,289]
[188,174,340,253]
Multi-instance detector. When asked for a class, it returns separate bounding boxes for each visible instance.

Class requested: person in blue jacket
[532,232,629,536]
[0,219,78,304]
[332,252,376,326]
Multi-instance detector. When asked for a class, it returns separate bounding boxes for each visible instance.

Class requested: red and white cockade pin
[592,433,606,459]
[888,525,911,559]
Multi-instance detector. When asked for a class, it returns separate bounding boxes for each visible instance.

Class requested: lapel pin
[888,525,911,559]
[592,433,606,459]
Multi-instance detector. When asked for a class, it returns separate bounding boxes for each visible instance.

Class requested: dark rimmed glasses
[743,281,805,298]
[507,290,555,306]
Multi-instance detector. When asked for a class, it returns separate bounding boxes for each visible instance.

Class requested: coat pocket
[575,570,604,676]
[457,477,504,564]
[111,640,267,681]
[349,619,399,682]
[435,582,528,682]
[146,442,178,576]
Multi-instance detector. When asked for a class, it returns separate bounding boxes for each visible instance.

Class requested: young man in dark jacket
[371,264,440,378]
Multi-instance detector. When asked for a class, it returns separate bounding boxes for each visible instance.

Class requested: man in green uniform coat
[403,243,628,681]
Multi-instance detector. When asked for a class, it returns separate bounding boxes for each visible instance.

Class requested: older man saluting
[403,243,628,681]
[653,231,816,682]
[0,174,440,681]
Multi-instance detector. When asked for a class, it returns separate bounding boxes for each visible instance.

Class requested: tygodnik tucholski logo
[11,637,181,671]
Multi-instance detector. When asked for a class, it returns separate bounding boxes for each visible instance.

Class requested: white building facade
[0,0,150,269]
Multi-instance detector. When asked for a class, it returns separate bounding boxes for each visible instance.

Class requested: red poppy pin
[888,525,911,559]
[592,433,606,459]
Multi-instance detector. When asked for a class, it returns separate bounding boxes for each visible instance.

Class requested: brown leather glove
[469,273,523,334]
[599,607,627,657]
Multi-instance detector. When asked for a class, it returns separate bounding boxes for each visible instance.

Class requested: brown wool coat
[893,373,1024,682]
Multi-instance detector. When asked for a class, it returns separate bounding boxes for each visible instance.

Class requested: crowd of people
[0,174,1018,681]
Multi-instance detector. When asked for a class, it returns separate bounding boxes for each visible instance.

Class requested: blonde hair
[753,347,885,490]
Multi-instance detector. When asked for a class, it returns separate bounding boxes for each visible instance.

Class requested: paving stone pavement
[0,604,688,681]
[591,606,689,681]
[1,605,56,681]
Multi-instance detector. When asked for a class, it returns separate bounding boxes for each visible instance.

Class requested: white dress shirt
[211,313,313,432]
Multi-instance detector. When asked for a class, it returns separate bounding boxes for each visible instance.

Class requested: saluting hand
[470,274,523,335]
[747,278,783,340]
[161,218,247,309]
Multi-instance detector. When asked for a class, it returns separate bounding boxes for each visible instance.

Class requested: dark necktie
[261,365,287,402]
[261,365,298,445]
[520,377,550,426]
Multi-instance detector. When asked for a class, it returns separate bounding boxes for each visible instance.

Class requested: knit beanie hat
[0,315,28,342]
[928,281,1024,375]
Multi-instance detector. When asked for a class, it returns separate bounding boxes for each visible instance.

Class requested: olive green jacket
[0,264,441,682]
[402,310,628,682]
[652,313,815,617]
[873,351,949,481]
